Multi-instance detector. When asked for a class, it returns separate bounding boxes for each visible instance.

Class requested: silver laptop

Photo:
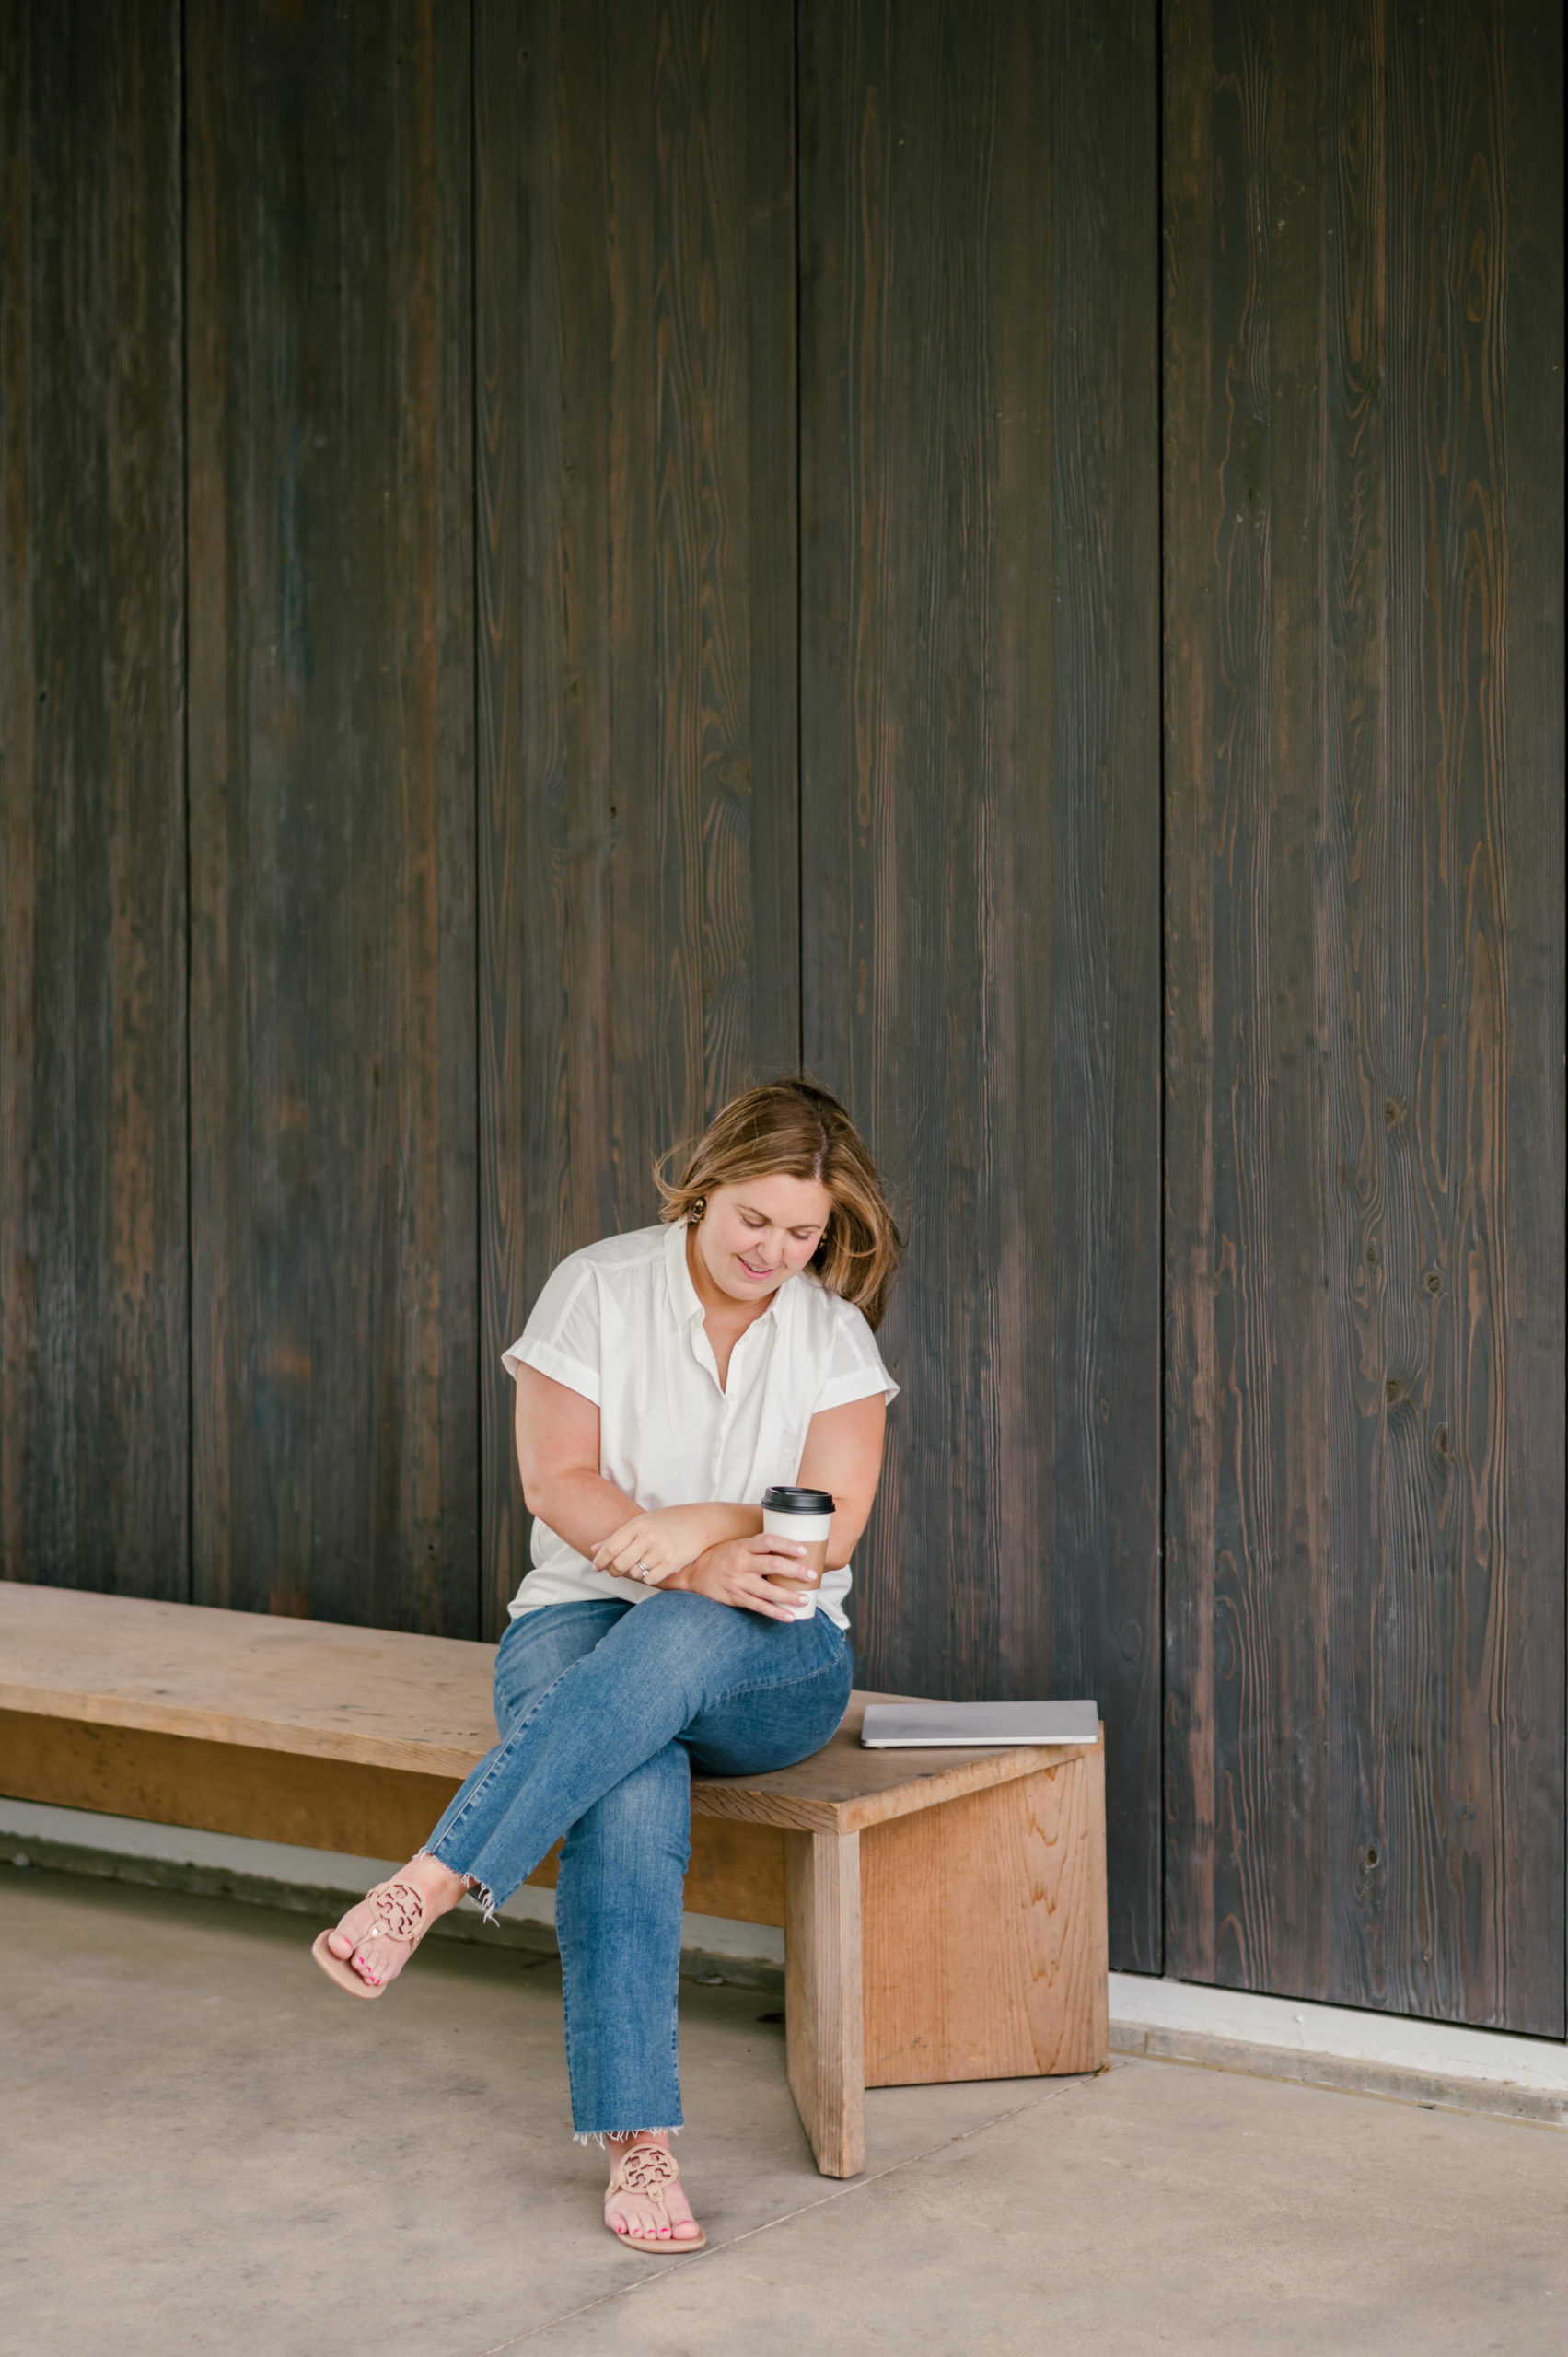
[860,1700,1099,1748]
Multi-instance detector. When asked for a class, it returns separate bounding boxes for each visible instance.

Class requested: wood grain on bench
[0,1584,1092,1828]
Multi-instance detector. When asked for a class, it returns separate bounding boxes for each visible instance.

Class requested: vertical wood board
[186,0,478,1631]
[0,0,188,1598]
[474,0,800,1632]
[798,0,1163,1973]
[1162,0,1565,2033]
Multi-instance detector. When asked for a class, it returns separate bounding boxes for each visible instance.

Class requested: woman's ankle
[404,1852,470,1910]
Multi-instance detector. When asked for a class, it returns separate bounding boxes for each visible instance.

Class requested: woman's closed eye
[741,1213,819,1241]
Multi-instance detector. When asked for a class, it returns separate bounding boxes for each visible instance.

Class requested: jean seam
[559,1846,686,2137]
[686,1651,852,1715]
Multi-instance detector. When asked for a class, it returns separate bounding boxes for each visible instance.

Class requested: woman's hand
[667,1534,814,1621]
[591,1504,757,1585]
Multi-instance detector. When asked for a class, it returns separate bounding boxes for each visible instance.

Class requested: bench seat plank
[691,1709,1097,1832]
[0,1585,498,1777]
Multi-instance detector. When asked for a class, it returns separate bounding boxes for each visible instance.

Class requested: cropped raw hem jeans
[422,1592,854,2140]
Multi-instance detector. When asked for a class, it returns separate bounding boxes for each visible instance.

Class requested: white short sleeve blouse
[502,1220,898,1630]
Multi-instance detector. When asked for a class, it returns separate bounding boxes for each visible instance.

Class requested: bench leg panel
[784,1827,865,2177]
[862,1745,1109,2086]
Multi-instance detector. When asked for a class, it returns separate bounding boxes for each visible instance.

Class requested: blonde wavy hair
[656,1078,903,1330]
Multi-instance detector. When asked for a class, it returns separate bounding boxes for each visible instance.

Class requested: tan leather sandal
[605,2142,707,2254]
[311,1878,429,2000]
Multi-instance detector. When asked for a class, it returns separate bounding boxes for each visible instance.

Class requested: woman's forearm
[796,1391,887,1570]
[523,1468,643,1562]
[528,1478,764,1570]
[686,1502,764,1544]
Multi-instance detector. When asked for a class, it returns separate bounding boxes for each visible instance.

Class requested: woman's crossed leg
[321,1592,851,2247]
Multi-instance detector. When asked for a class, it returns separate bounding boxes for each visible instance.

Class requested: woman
[313,1077,901,2252]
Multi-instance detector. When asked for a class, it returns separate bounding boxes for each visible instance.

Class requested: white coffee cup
[761,1484,835,1621]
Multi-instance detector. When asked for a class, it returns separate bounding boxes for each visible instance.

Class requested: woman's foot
[604,2133,704,2247]
[323,1853,469,1991]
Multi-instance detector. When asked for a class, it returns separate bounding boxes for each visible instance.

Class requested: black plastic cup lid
[762,1485,834,1515]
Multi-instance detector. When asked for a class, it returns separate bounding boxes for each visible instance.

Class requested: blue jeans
[423,1592,854,2138]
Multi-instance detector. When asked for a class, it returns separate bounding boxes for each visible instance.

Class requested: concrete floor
[3,1864,1564,2356]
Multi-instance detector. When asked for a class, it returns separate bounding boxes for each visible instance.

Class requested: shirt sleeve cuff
[503,1339,602,1406]
[812,1367,900,1413]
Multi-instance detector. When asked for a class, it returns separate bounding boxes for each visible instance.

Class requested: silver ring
[634,1562,651,1583]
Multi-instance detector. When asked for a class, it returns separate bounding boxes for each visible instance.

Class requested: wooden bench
[0,1584,1109,2176]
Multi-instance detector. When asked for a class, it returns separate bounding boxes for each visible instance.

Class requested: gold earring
[690,1197,705,1224]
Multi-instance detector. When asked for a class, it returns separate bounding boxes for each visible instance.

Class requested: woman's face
[692,1172,834,1307]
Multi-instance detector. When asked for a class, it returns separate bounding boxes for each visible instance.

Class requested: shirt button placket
[714,1388,736,1486]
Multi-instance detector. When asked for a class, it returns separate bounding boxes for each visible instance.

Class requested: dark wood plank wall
[1163,0,1565,2033]
[473,0,800,1635]
[2,1,1562,2027]
[797,0,1165,1974]
[0,1,189,1598]
[185,0,478,1631]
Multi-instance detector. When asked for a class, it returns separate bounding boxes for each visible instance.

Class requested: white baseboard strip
[1109,2021,1566,2128]
[1109,1969,1568,2125]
